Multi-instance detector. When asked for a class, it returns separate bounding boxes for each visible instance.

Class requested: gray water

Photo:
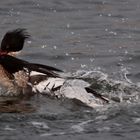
[0,0,140,139]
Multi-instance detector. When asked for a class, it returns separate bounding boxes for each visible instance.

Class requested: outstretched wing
[31,63,63,72]
[0,55,62,77]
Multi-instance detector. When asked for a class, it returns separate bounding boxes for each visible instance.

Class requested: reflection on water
[0,97,35,113]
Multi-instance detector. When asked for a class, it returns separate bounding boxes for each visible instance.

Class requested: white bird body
[31,75,107,108]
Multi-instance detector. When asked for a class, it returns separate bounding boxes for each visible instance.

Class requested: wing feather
[0,55,62,78]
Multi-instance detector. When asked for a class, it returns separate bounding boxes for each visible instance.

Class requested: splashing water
[0,69,140,112]
[71,70,140,104]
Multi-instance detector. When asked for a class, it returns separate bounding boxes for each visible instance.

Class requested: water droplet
[90,58,94,62]
[105,28,108,32]
[37,3,40,7]
[124,50,128,54]
[53,46,57,49]
[109,31,117,35]
[65,53,69,56]
[121,18,125,23]
[108,13,111,17]
[27,41,32,44]
[99,14,103,17]
[71,32,74,35]
[67,24,70,28]
[17,11,20,15]
[71,57,75,60]
[41,45,47,48]
[80,64,87,68]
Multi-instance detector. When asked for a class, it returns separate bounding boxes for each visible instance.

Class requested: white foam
[31,121,49,130]
[71,120,92,133]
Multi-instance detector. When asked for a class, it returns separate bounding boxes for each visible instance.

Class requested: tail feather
[85,87,109,103]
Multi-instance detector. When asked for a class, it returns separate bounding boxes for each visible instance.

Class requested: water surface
[0,0,140,139]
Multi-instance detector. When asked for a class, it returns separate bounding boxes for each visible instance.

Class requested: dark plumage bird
[0,29,109,107]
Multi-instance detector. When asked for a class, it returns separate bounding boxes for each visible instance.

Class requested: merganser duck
[0,29,109,108]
